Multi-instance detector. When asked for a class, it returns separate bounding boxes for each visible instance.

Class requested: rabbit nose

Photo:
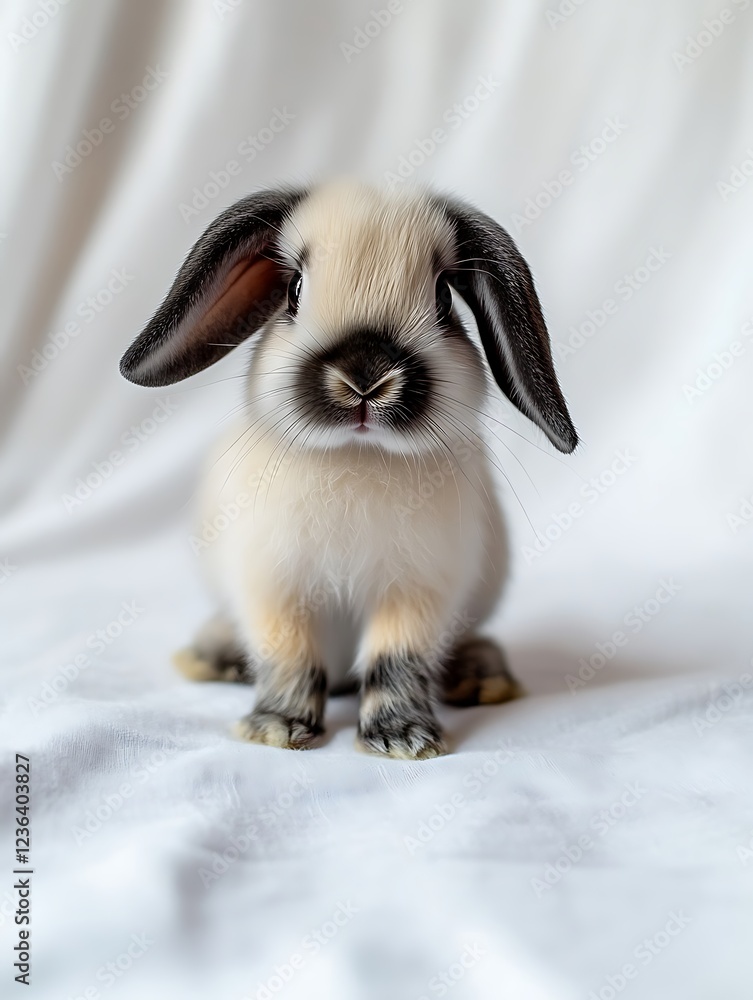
[310,328,433,429]
[318,331,407,394]
[323,366,404,408]
[339,369,371,396]
[363,370,404,402]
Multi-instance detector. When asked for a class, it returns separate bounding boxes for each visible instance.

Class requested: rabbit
[120,180,578,759]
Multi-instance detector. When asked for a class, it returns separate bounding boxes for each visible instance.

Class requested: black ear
[120,187,308,386]
[437,197,578,453]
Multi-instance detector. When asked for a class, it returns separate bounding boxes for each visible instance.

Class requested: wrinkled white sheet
[2,1,753,997]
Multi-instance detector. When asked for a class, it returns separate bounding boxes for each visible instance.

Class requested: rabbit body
[199,418,507,697]
[122,180,577,758]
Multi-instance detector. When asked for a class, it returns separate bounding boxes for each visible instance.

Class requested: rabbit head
[120,180,578,456]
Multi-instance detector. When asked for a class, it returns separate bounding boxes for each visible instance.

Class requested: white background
[1,1,753,997]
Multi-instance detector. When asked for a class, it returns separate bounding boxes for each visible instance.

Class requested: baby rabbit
[120,180,577,759]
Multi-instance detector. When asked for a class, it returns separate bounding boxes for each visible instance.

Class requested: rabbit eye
[288,271,303,315]
[435,275,453,325]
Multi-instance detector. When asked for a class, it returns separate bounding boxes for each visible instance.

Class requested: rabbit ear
[438,198,578,453]
[120,188,307,386]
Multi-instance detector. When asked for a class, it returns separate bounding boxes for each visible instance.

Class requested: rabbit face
[249,182,487,455]
[120,180,577,455]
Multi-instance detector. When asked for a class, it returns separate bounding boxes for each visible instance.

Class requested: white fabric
[2,1,752,997]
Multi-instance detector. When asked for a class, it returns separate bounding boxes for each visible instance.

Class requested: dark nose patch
[320,330,404,389]
[301,328,432,430]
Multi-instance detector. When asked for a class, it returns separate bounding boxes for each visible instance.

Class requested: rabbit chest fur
[200,426,507,679]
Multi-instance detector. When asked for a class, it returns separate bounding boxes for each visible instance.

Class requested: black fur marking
[362,652,430,697]
[358,651,444,759]
[243,662,328,747]
[120,187,308,386]
[187,617,254,683]
[212,650,254,684]
[433,195,578,454]
[442,637,523,707]
[296,329,433,432]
